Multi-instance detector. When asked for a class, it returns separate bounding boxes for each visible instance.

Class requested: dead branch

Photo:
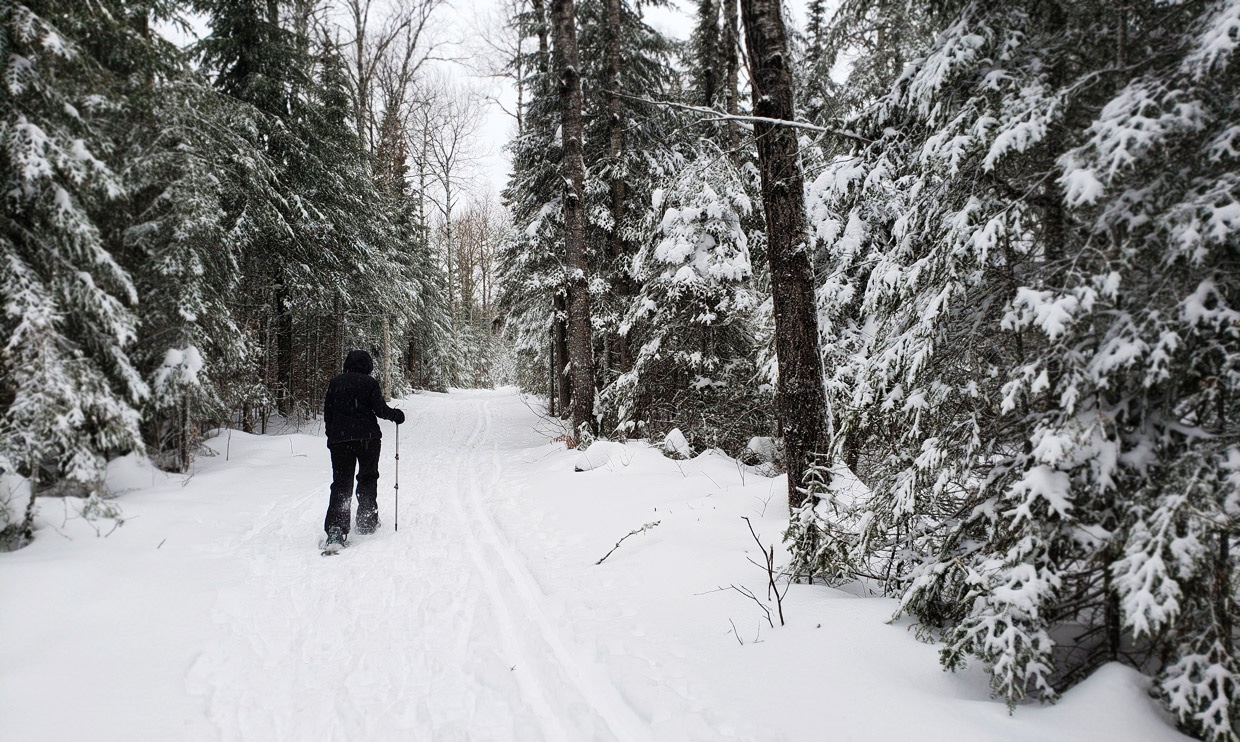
[594,520,661,565]
[743,516,788,626]
[728,618,744,646]
[609,90,873,144]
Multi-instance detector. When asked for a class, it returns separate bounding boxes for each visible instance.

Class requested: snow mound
[104,452,165,495]
[741,436,782,464]
[661,428,692,459]
[573,440,632,472]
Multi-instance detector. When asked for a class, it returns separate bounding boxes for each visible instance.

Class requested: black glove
[393,409,406,425]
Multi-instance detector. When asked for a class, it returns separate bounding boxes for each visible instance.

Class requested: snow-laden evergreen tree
[577,0,679,388]
[93,0,266,471]
[605,152,766,450]
[500,0,570,403]
[1,2,147,537]
[806,1,1240,736]
[120,78,250,470]
[193,0,309,418]
[393,194,453,393]
[798,0,939,128]
[194,0,424,418]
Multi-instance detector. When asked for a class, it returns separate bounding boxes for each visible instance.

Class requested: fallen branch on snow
[595,521,661,565]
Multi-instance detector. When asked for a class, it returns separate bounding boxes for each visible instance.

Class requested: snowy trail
[186,389,643,742]
[1,387,1194,742]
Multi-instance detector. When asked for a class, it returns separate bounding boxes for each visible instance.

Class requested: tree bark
[552,0,596,435]
[531,0,549,58]
[739,0,828,509]
[722,0,740,158]
[549,324,557,416]
[554,292,571,414]
[605,0,630,378]
[275,281,294,415]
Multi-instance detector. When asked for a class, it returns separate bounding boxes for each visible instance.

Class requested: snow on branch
[609,90,873,145]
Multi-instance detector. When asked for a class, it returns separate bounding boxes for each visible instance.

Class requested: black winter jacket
[323,350,403,447]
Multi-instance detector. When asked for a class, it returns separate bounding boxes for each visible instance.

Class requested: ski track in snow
[187,390,644,742]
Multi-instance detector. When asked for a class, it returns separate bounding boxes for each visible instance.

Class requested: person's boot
[356,512,380,535]
[324,526,347,554]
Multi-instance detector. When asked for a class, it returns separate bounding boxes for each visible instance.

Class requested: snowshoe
[322,527,347,556]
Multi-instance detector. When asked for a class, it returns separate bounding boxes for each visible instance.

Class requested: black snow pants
[325,439,382,535]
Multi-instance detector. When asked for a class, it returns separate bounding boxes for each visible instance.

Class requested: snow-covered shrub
[785,457,860,585]
[740,436,783,466]
[0,462,33,551]
[805,0,1240,733]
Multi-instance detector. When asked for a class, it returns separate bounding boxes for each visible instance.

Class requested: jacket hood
[343,349,374,374]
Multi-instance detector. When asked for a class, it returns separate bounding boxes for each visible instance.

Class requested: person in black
[322,349,405,547]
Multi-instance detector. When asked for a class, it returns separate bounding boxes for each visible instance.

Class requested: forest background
[3,0,1239,740]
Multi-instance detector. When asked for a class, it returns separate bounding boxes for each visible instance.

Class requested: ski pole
[394,422,400,532]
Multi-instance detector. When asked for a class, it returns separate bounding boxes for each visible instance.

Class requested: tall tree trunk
[532,0,549,60]
[417,112,430,245]
[605,0,630,378]
[739,0,828,509]
[443,183,455,321]
[553,292,571,415]
[548,324,557,416]
[722,0,740,158]
[552,0,596,435]
[275,280,294,415]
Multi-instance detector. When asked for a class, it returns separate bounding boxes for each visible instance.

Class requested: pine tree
[194,0,426,417]
[119,76,252,471]
[1,2,148,538]
[501,0,573,409]
[807,1,1240,735]
[605,152,766,451]
[576,0,678,390]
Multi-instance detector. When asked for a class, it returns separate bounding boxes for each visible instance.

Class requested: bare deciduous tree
[465,0,529,135]
[449,195,506,323]
[429,83,485,319]
[341,0,447,151]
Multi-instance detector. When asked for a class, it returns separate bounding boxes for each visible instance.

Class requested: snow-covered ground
[0,388,1190,741]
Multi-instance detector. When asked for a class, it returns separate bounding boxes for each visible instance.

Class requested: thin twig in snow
[743,516,788,626]
[594,520,661,565]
